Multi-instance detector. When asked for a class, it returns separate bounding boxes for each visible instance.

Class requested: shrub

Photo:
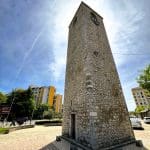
[43,110,53,120]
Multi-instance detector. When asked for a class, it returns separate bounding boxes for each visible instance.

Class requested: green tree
[33,104,50,119]
[43,109,54,120]
[0,92,7,104]
[135,106,145,114]
[53,112,63,119]
[129,111,137,117]
[7,88,35,119]
[137,65,150,92]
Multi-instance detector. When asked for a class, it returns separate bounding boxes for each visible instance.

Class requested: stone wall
[62,2,135,150]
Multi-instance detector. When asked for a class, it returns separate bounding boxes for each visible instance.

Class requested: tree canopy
[135,106,145,114]
[0,88,62,121]
[33,103,54,119]
[137,65,150,92]
[7,88,35,119]
[0,92,7,104]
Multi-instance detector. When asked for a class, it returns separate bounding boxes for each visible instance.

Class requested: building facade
[62,2,136,150]
[132,87,150,107]
[30,85,62,112]
[54,94,62,113]
[42,87,50,104]
[48,86,56,107]
[30,86,44,105]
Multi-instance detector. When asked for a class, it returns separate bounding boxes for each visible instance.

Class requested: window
[90,12,99,25]
[93,51,99,57]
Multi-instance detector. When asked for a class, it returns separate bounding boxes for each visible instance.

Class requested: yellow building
[54,94,62,113]
[30,85,62,112]
[48,86,56,107]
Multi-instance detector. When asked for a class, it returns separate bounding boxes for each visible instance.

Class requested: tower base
[53,136,144,150]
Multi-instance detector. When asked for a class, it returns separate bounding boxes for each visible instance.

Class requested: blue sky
[0,0,150,111]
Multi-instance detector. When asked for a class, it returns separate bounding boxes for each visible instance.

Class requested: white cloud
[51,55,66,80]
[121,80,138,111]
[103,9,145,67]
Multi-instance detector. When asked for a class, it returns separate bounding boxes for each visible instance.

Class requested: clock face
[90,12,99,26]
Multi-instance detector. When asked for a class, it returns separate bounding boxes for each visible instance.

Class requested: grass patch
[0,128,9,134]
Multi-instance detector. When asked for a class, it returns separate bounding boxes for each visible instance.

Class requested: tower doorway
[71,114,76,139]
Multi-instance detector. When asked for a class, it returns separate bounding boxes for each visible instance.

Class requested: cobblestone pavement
[0,123,150,150]
[134,121,150,149]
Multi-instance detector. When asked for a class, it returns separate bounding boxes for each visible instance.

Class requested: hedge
[35,119,62,125]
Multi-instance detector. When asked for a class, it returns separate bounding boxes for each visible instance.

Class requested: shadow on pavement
[40,140,149,150]
[40,140,58,150]
[143,146,149,150]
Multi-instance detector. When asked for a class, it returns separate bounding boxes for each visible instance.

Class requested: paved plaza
[0,123,150,150]
[134,122,150,149]
[0,126,61,150]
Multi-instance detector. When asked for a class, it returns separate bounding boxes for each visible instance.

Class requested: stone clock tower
[62,2,141,150]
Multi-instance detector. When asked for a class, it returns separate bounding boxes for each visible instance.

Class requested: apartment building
[30,86,44,105]
[30,85,62,112]
[132,87,150,107]
[54,94,62,113]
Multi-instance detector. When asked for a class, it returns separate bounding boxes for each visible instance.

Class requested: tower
[62,2,137,150]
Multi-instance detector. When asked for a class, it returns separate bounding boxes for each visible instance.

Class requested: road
[0,123,150,150]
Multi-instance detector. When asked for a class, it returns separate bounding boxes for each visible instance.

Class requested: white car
[143,117,150,124]
[130,117,144,129]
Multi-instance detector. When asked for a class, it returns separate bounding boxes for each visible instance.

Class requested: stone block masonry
[62,2,138,150]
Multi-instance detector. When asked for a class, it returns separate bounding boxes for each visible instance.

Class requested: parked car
[143,117,150,124]
[130,117,144,130]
